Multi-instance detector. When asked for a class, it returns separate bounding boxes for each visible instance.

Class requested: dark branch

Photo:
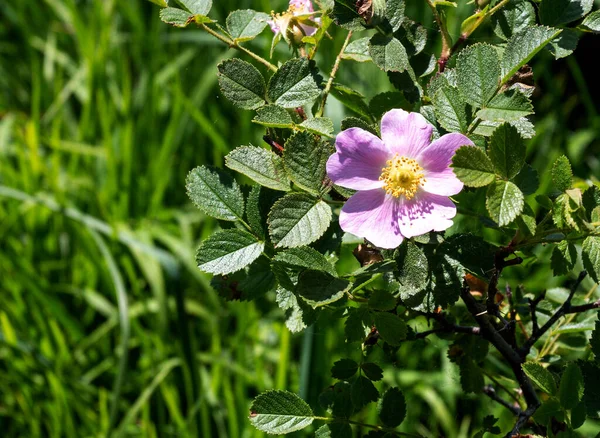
[518,271,587,359]
[413,324,480,340]
[483,385,521,416]
[527,290,546,334]
[567,298,600,314]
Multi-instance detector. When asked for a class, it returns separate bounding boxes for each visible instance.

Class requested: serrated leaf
[513,164,539,195]
[583,236,600,283]
[175,0,211,15]
[330,83,373,120]
[340,117,377,135]
[253,105,294,128]
[351,376,379,408]
[552,155,573,192]
[332,0,367,30]
[385,0,405,31]
[368,35,409,72]
[226,9,269,42]
[226,146,290,191]
[268,194,332,248]
[548,28,580,59]
[492,0,536,40]
[456,43,501,108]
[579,360,600,417]
[273,247,337,277]
[501,26,562,84]
[297,270,349,307]
[581,10,600,32]
[559,362,584,409]
[369,92,407,120]
[432,85,469,133]
[299,118,334,138]
[249,390,314,434]
[196,229,264,275]
[477,89,533,122]
[396,240,429,294]
[488,123,525,179]
[360,363,384,381]
[160,7,194,27]
[451,146,496,187]
[276,288,320,332]
[592,320,600,361]
[373,312,407,346]
[320,381,354,418]
[342,37,372,62]
[551,241,577,276]
[331,359,359,380]
[459,357,484,393]
[315,423,353,437]
[186,165,244,221]
[440,233,496,276]
[432,253,465,307]
[368,290,397,311]
[396,21,427,56]
[522,362,558,395]
[486,180,524,226]
[583,185,600,220]
[533,397,564,426]
[218,59,266,110]
[246,186,282,239]
[378,387,406,427]
[267,58,321,108]
[284,131,330,194]
[345,307,372,343]
[539,0,593,26]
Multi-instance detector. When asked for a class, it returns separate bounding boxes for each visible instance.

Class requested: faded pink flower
[326,109,473,249]
[268,0,319,42]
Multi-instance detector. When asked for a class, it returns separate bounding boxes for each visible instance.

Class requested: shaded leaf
[273,247,337,277]
[488,123,525,179]
[551,241,577,276]
[522,362,557,395]
[377,387,406,427]
[297,270,349,307]
[539,0,593,26]
[559,362,584,409]
[351,376,379,408]
[373,312,407,346]
[582,236,600,283]
[218,59,266,110]
[331,358,359,380]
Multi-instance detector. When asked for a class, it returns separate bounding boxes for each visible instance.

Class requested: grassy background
[1,0,599,436]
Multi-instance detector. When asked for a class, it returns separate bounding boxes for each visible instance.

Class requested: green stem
[311,416,421,437]
[316,31,353,117]
[425,0,452,71]
[199,23,278,72]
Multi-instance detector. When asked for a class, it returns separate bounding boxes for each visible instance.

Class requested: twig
[413,324,480,340]
[424,0,452,71]
[518,271,587,359]
[483,385,521,416]
[527,291,546,334]
[316,31,352,117]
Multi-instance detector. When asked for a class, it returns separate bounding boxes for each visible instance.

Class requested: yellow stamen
[379,154,426,199]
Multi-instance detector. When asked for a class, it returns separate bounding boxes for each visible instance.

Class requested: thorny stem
[425,0,452,71]
[199,23,278,72]
[316,31,353,117]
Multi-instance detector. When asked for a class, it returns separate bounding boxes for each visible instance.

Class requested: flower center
[379,154,426,199]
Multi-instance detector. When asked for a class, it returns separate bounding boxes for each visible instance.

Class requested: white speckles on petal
[397,192,457,238]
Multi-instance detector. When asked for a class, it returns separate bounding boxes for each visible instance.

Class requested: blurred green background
[1,0,599,436]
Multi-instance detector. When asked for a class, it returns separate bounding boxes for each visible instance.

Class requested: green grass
[1,0,600,437]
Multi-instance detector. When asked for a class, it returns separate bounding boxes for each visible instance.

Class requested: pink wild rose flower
[268,0,319,40]
[326,109,473,249]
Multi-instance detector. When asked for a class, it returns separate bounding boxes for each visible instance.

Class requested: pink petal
[418,133,472,196]
[380,109,434,157]
[290,0,314,12]
[327,128,388,190]
[397,192,457,238]
[339,190,404,249]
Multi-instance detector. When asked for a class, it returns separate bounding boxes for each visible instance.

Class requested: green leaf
[361,363,384,381]
[432,85,468,133]
[559,362,584,409]
[477,90,533,122]
[299,118,334,138]
[488,123,525,179]
[160,7,194,27]
[373,312,407,346]
[583,236,600,283]
[533,397,564,426]
[378,387,406,427]
[226,9,269,42]
[492,0,536,40]
[522,362,558,395]
[513,164,539,195]
[351,376,379,409]
[548,28,580,59]
[340,117,377,135]
[147,0,168,6]
[342,37,372,62]
[267,58,321,109]
[451,146,496,187]
[246,186,282,239]
[297,270,349,307]
[253,105,294,129]
[175,0,212,15]
[501,26,562,84]
[186,165,244,221]
[571,399,587,429]
[273,246,337,277]
[552,155,573,192]
[319,381,354,418]
[583,185,600,219]
[226,146,290,191]
[284,131,330,194]
[440,233,496,276]
[249,390,314,434]
[486,180,524,226]
[592,320,600,361]
[539,0,593,26]
[581,10,600,32]
[459,357,484,393]
[368,290,397,311]
[276,288,320,333]
[217,59,266,110]
[330,83,373,120]
[331,359,359,380]
[369,92,407,120]
[268,194,332,248]
[315,424,353,437]
[456,43,501,108]
[385,0,406,32]
[368,35,410,72]
[578,360,600,417]
[195,229,264,275]
[345,307,372,343]
[517,203,537,236]
[332,0,367,30]
[551,241,577,276]
[396,240,429,295]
